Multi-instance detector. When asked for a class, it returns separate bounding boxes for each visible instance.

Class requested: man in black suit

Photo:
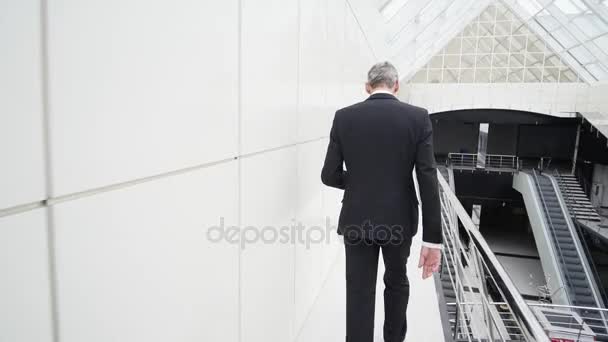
[321,61,442,342]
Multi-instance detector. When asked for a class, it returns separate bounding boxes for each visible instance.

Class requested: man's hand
[418,246,441,279]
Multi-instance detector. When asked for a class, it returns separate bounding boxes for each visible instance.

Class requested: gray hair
[367,61,399,89]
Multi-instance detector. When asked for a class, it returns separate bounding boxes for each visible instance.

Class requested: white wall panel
[320,137,344,279]
[241,148,296,342]
[294,141,325,331]
[0,209,53,342]
[47,0,239,196]
[343,7,372,105]
[52,162,239,342]
[241,0,299,154]
[0,0,46,209]
[326,1,347,114]
[298,0,329,142]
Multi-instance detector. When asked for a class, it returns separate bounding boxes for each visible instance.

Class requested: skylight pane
[380,0,413,21]
[570,45,595,64]
[587,63,608,79]
[515,0,543,15]
[572,15,608,38]
[406,3,585,84]
[553,0,587,15]
[595,35,608,55]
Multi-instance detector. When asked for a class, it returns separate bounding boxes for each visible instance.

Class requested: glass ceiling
[377,0,608,83]
[409,3,583,83]
[509,0,608,82]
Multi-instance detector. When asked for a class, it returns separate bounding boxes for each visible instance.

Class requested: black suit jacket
[321,93,441,243]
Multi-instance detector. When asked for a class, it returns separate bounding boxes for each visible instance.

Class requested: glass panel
[480,7,495,22]
[495,21,511,36]
[572,15,608,38]
[526,53,544,67]
[536,13,561,32]
[492,67,508,82]
[570,45,595,64]
[511,18,525,34]
[494,36,509,53]
[512,21,531,35]
[428,69,442,83]
[445,39,462,54]
[405,3,589,83]
[461,54,475,68]
[493,53,509,67]
[463,23,477,37]
[553,0,587,15]
[525,67,543,82]
[527,36,545,53]
[544,67,560,82]
[445,55,460,68]
[587,63,608,79]
[511,35,527,53]
[496,3,512,21]
[515,0,543,14]
[476,54,492,67]
[443,69,459,83]
[475,68,491,83]
[510,53,525,67]
[594,35,608,54]
[560,68,578,82]
[411,68,428,83]
[462,38,477,53]
[508,68,524,82]
[553,27,578,49]
[544,54,563,67]
[479,22,494,37]
[429,55,444,68]
[460,68,474,83]
[380,0,414,21]
[478,38,493,53]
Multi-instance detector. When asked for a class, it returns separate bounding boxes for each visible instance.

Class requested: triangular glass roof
[409,2,583,83]
[374,0,608,83]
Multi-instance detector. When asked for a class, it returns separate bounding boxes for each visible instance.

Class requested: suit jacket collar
[366,93,398,101]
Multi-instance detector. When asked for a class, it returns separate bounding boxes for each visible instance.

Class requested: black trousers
[344,236,413,342]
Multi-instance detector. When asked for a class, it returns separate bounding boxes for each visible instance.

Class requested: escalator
[530,171,608,339]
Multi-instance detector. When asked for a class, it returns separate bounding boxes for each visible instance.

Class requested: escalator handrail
[437,170,550,341]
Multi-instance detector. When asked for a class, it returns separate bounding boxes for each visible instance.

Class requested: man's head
[366,61,400,95]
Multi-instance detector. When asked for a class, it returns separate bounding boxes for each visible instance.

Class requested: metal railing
[437,170,550,341]
[447,153,520,171]
[529,303,608,341]
[448,153,478,169]
[486,155,520,171]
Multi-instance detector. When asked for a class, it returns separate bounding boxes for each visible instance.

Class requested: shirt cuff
[421,241,443,249]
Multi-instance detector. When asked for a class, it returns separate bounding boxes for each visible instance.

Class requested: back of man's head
[366,61,399,94]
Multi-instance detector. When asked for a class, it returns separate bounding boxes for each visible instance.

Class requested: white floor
[296,232,445,342]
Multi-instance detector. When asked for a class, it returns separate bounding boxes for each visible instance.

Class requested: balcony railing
[447,153,520,172]
[438,169,608,341]
[437,170,548,341]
